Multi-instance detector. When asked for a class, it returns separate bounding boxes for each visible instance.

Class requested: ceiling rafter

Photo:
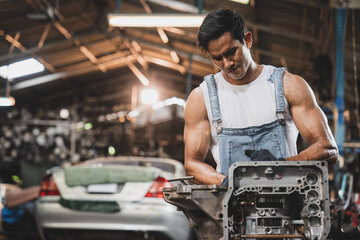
[66,0,151,83]
[139,0,169,44]
[1,27,210,71]
[12,54,137,91]
[123,38,149,70]
[144,56,186,74]
[140,0,318,44]
[0,31,100,63]
[37,23,51,48]
[0,29,56,73]
[52,22,108,73]
[10,48,203,92]
[8,32,21,54]
[125,61,150,86]
[139,0,183,70]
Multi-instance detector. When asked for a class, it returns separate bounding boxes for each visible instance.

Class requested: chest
[216,80,278,128]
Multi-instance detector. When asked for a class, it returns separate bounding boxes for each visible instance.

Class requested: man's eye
[224,47,237,57]
[212,56,222,61]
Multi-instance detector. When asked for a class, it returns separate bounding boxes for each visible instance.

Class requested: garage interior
[0,0,360,239]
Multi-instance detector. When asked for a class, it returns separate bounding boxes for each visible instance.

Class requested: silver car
[35,156,195,240]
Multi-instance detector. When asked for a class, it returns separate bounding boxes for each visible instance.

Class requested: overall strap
[204,74,223,133]
[270,67,287,125]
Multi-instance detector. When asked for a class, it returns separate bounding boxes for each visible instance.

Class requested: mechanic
[184,9,338,185]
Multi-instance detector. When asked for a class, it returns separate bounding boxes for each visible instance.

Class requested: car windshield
[99,160,176,174]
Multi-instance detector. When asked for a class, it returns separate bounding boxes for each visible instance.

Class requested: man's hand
[221,175,228,186]
[245,149,285,161]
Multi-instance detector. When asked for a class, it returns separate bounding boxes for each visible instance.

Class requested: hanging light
[108,13,206,27]
[229,0,250,4]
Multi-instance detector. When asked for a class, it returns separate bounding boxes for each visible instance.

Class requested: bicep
[183,88,225,184]
[285,73,333,144]
[184,88,211,162]
[292,103,330,144]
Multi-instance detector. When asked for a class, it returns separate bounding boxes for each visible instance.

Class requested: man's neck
[222,62,263,85]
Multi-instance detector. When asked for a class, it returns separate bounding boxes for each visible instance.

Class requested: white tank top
[200,65,299,171]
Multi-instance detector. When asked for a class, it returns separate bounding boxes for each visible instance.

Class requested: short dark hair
[196,9,248,52]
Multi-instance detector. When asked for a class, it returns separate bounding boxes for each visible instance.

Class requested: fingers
[245,149,255,157]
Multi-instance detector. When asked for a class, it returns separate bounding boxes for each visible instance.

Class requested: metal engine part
[163,181,227,240]
[224,161,331,240]
[163,161,331,240]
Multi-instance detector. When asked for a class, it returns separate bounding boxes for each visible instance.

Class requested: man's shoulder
[282,71,313,105]
[283,71,306,85]
[186,87,205,105]
[184,87,208,122]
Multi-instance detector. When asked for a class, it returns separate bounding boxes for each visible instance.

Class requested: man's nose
[223,57,234,69]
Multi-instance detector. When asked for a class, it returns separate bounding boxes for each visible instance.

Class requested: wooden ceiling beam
[139,0,182,69]
[123,39,149,70]
[8,32,21,54]
[115,29,209,65]
[37,24,51,48]
[0,29,56,73]
[0,30,27,52]
[12,55,137,91]
[0,31,101,63]
[138,0,317,44]
[139,0,169,44]
[53,22,108,73]
[126,61,150,86]
[144,56,186,75]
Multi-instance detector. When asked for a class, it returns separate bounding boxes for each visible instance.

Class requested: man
[184,9,338,185]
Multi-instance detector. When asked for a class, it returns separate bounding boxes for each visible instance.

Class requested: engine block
[163,161,331,240]
[223,161,331,240]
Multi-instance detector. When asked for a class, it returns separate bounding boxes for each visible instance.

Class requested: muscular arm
[184,87,226,185]
[283,72,338,163]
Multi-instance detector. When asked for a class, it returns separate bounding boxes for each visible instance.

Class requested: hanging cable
[198,0,203,14]
[115,0,121,13]
[351,9,359,139]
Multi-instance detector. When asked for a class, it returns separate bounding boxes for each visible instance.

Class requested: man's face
[207,32,252,82]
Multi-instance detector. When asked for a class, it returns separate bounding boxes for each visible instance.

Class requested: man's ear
[244,31,252,48]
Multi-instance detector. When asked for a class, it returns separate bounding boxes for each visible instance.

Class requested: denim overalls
[205,68,290,176]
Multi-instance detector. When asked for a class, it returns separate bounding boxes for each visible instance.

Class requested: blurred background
[0,0,359,239]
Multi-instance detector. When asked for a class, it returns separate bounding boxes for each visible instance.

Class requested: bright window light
[0,97,15,107]
[0,58,45,80]
[141,89,158,105]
